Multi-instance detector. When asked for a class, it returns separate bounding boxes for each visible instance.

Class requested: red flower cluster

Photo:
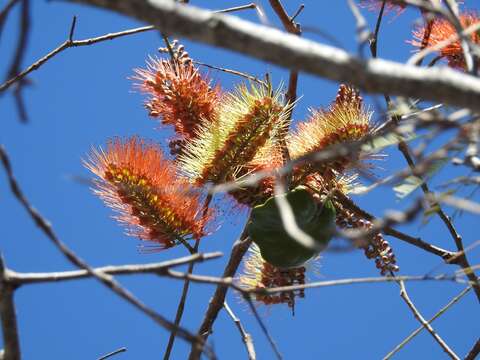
[411,12,480,69]
[84,137,212,249]
[134,57,220,154]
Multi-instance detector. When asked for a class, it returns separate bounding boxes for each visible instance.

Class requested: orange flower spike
[134,57,220,144]
[83,137,212,249]
[180,83,291,185]
[411,12,480,69]
[289,85,372,169]
[238,244,307,308]
[229,141,285,207]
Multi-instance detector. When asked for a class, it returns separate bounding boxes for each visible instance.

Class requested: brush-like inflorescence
[134,53,220,155]
[238,244,307,310]
[289,85,373,186]
[83,137,212,249]
[228,141,284,207]
[411,12,480,69]
[179,83,291,185]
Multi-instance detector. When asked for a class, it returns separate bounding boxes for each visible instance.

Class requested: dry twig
[223,302,256,360]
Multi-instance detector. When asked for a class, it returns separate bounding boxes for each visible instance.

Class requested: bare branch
[163,240,198,360]
[0,23,155,93]
[6,252,223,286]
[0,256,20,360]
[223,302,256,360]
[193,61,264,84]
[384,286,471,359]
[333,190,457,261]
[163,194,213,359]
[268,0,301,185]
[214,3,257,14]
[243,295,282,360]
[189,228,252,359]
[465,338,480,360]
[64,0,480,112]
[4,0,30,122]
[398,281,460,360]
[97,347,127,360]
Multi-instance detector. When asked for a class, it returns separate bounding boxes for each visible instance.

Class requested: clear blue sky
[1,1,478,359]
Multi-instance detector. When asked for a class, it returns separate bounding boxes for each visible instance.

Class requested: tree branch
[465,338,480,360]
[398,280,460,360]
[223,302,256,360]
[0,22,155,93]
[6,252,222,286]
[61,0,480,111]
[189,228,252,360]
[0,256,20,360]
[384,286,471,359]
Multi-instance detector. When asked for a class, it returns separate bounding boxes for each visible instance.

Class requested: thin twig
[398,280,460,360]
[6,262,469,293]
[223,302,256,360]
[268,0,301,187]
[97,347,127,360]
[162,239,195,358]
[214,3,257,14]
[244,295,282,360]
[370,0,386,57]
[384,286,471,359]
[0,21,155,93]
[189,227,252,360]
[6,252,223,286]
[0,0,21,40]
[193,61,264,84]
[164,270,466,295]
[0,145,214,359]
[333,190,456,261]
[465,338,480,360]
[163,194,213,359]
[6,0,30,122]
[0,255,21,360]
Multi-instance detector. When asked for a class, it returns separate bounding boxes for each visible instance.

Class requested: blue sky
[1,1,479,359]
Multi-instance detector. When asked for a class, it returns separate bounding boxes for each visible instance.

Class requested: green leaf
[393,158,449,199]
[247,187,336,269]
[361,132,416,154]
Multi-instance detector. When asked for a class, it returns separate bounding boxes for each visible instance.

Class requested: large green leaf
[247,187,336,269]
